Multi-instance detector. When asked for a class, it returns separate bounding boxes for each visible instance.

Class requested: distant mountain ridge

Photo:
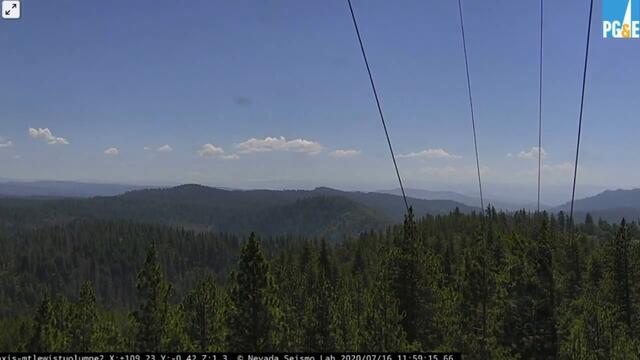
[554,188,640,223]
[118,184,477,221]
[378,188,541,211]
[4,181,639,227]
[0,184,477,239]
[0,180,146,197]
[555,188,640,211]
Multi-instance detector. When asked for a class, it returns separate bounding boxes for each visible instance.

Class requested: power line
[346,0,409,213]
[457,3,488,353]
[457,0,484,213]
[569,0,594,231]
[456,1,487,353]
[537,0,544,212]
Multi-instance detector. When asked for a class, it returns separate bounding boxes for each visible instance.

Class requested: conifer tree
[302,275,335,351]
[361,250,409,351]
[92,313,125,351]
[269,247,304,350]
[500,220,557,358]
[182,276,227,351]
[29,293,70,351]
[301,239,337,351]
[531,219,557,357]
[228,233,278,351]
[160,305,192,351]
[133,241,171,351]
[51,295,72,351]
[330,279,360,351]
[457,228,491,356]
[606,219,633,329]
[70,282,98,351]
[29,293,56,351]
[387,208,422,344]
[584,213,595,234]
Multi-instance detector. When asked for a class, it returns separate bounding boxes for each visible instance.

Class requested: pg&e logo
[603,0,640,38]
[602,0,640,39]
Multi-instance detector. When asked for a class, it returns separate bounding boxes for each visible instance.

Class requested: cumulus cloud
[398,148,462,159]
[104,147,119,156]
[198,143,225,158]
[235,136,323,155]
[507,146,546,160]
[28,128,69,145]
[156,144,173,153]
[0,137,12,148]
[329,149,361,158]
[143,146,152,151]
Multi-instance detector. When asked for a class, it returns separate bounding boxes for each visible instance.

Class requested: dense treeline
[0,193,389,240]
[0,209,639,357]
[0,220,242,314]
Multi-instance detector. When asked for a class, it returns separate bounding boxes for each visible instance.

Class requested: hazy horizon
[0,176,612,207]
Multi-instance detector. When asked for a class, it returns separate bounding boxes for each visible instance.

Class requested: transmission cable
[346,0,409,213]
[456,2,488,353]
[537,0,544,212]
[569,0,594,231]
[457,0,485,213]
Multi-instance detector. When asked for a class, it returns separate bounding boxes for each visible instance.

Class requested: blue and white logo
[603,0,640,38]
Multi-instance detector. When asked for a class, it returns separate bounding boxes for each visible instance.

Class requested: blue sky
[0,0,638,204]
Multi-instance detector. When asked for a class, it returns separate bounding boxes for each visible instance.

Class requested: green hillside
[0,184,474,239]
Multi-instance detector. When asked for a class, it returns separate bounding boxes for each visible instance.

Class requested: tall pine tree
[70,282,99,351]
[182,276,227,351]
[228,233,280,351]
[133,241,171,351]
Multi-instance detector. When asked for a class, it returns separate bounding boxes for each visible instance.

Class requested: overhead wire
[537,0,544,212]
[569,0,595,232]
[457,1,488,354]
[346,0,410,213]
[457,0,485,213]
[347,0,573,224]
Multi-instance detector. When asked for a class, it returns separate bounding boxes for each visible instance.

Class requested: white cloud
[235,136,323,155]
[221,154,240,160]
[104,147,119,156]
[28,128,69,145]
[143,146,152,151]
[156,144,173,153]
[398,148,462,159]
[508,146,546,160]
[198,143,225,158]
[0,137,12,148]
[12,154,21,159]
[329,149,361,158]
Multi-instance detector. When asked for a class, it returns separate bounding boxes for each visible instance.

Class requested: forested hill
[0,184,475,239]
[378,187,540,211]
[554,188,640,223]
[310,186,475,221]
